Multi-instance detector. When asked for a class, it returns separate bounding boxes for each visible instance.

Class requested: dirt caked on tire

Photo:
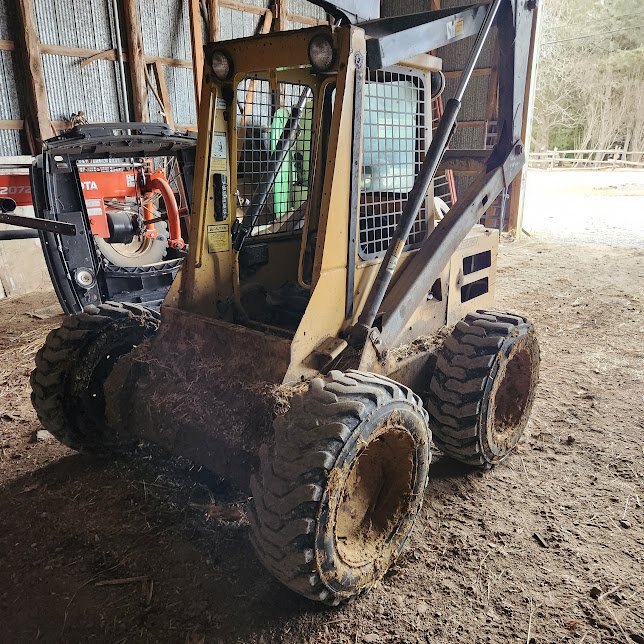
[30,302,160,452]
[426,310,540,468]
[249,370,431,604]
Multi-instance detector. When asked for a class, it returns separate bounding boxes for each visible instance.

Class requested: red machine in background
[0,124,197,314]
[0,164,185,268]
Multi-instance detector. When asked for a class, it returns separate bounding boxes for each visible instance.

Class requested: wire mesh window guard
[236,77,314,237]
[359,70,428,260]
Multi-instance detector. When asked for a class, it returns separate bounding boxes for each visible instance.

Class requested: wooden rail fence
[529,149,644,170]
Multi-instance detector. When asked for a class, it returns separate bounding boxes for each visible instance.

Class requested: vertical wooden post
[208,0,220,41]
[15,0,51,144]
[122,0,149,122]
[482,36,500,228]
[275,0,288,31]
[507,6,540,235]
[152,62,175,129]
[485,39,500,124]
[189,0,204,114]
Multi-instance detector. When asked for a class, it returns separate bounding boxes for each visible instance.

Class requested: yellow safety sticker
[207,223,230,253]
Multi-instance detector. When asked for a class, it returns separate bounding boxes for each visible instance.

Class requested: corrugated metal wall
[287,0,325,29]
[1,0,496,158]
[219,0,267,39]
[0,1,26,155]
[34,0,124,124]
[140,0,195,125]
[0,0,327,155]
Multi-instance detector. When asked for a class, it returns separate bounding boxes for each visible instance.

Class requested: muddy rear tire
[426,310,539,467]
[30,302,160,453]
[249,370,431,605]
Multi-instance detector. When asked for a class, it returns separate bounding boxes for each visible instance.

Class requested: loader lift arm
[348,0,536,355]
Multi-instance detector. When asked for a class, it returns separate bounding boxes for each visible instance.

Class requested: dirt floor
[0,236,643,643]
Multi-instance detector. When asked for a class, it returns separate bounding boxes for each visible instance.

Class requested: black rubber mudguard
[31,123,196,314]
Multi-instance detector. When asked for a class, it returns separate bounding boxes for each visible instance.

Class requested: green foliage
[548,125,583,151]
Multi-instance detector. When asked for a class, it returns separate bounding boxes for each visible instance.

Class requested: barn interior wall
[0,0,325,155]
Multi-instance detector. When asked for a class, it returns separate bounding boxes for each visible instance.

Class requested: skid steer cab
[31,0,541,605]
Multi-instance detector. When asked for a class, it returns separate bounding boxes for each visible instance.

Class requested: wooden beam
[438,150,489,175]
[152,62,175,129]
[189,0,205,113]
[40,43,109,59]
[217,1,320,26]
[285,13,324,26]
[0,39,15,52]
[39,42,192,68]
[0,120,24,130]
[15,0,51,143]
[79,48,118,68]
[148,55,191,68]
[122,0,149,122]
[485,36,500,123]
[208,0,220,41]
[221,0,264,15]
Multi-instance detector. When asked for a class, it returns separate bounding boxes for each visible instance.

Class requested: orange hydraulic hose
[144,170,185,249]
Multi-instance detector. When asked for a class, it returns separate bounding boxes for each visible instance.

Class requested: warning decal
[207,224,230,253]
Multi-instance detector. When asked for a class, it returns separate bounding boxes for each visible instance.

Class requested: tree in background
[532,0,644,156]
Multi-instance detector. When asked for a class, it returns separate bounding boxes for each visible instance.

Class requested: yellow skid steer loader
[31,0,540,605]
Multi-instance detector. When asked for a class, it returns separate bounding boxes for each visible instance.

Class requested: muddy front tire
[30,302,160,452]
[249,370,431,605]
[426,310,540,467]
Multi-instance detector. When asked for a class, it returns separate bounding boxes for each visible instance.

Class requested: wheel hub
[335,425,416,567]
[487,339,539,455]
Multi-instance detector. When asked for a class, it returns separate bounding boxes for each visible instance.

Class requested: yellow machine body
[160,25,497,386]
[31,3,540,605]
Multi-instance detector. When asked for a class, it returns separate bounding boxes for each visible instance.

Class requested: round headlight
[308,34,335,72]
[211,50,232,80]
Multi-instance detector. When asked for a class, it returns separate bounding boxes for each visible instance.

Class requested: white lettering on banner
[0,186,31,195]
